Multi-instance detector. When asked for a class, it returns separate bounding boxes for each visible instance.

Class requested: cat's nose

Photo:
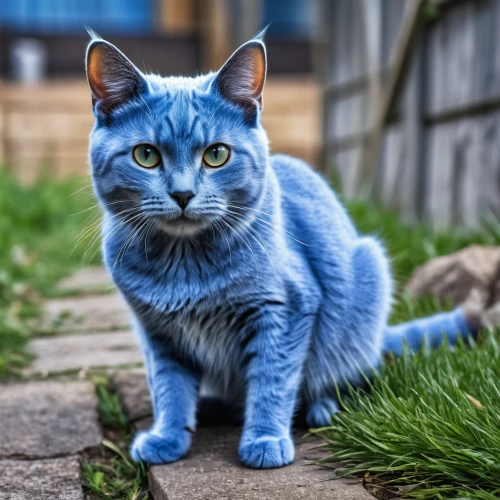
[170,191,196,210]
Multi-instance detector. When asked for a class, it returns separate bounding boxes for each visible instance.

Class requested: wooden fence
[321,0,500,228]
[0,77,321,183]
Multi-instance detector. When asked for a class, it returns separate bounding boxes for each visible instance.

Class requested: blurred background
[1,0,499,229]
[0,0,321,182]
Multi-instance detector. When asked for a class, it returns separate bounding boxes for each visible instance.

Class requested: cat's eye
[133,144,161,168]
[203,143,230,168]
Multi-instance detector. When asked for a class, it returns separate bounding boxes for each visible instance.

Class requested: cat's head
[86,32,269,238]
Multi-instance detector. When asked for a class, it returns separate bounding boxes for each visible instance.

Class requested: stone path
[112,370,372,500]
[0,267,372,499]
[27,330,141,375]
[41,293,130,333]
[0,381,101,499]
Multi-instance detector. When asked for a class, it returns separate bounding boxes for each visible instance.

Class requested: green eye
[133,144,161,168]
[203,143,230,168]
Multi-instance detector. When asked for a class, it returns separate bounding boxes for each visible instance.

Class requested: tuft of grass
[315,331,500,499]
[0,170,100,378]
[82,377,148,500]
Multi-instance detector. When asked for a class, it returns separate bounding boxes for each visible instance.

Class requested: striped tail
[383,308,476,356]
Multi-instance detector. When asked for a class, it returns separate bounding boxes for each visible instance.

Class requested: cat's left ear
[86,37,147,117]
[214,39,267,116]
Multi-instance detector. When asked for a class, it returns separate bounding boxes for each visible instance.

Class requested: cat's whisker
[227,204,310,247]
[64,183,93,199]
[68,198,132,218]
[219,217,259,275]
[88,210,142,269]
[74,205,142,260]
[227,202,275,219]
[224,211,277,278]
[111,212,149,272]
[142,219,157,263]
[213,219,232,265]
[131,216,153,261]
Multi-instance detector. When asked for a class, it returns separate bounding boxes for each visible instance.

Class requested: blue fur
[87,36,475,469]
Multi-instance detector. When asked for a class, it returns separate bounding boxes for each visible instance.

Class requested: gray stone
[149,427,371,500]
[0,457,82,500]
[0,381,102,459]
[42,293,130,333]
[407,245,500,307]
[57,266,113,295]
[111,369,151,423]
[27,331,142,375]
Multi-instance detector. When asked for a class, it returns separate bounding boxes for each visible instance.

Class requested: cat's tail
[382,307,476,355]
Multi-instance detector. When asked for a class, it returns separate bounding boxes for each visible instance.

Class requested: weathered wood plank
[425,0,500,116]
[424,113,500,228]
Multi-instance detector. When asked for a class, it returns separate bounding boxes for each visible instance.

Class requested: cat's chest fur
[106,233,282,384]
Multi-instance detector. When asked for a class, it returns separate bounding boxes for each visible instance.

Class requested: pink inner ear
[87,44,108,100]
[249,47,266,97]
[86,41,144,115]
[217,41,266,112]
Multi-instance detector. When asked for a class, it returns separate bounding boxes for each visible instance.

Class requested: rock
[0,457,82,500]
[42,293,130,333]
[57,266,113,295]
[407,245,500,307]
[0,381,102,459]
[111,369,152,424]
[27,331,142,375]
[149,427,370,500]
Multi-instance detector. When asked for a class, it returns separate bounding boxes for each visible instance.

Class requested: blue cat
[86,32,475,469]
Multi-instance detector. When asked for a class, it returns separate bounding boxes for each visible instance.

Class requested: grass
[312,197,500,498]
[0,169,100,378]
[82,377,148,500]
[315,333,500,499]
[2,169,500,497]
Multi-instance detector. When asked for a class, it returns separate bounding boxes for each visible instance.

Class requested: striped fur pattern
[86,34,474,469]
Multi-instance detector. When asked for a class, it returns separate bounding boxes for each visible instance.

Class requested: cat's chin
[157,218,208,237]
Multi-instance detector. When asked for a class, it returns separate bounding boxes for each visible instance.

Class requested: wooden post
[401,31,424,222]
[358,0,382,190]
[157,0,197,35]
[356,0,425,192]
[199,0,232,72]
[232,0,262,47]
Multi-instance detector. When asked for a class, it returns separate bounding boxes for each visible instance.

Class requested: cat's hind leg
[306,397,340,428]
[303,237,392,428]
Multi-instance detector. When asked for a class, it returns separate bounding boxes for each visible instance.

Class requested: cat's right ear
[86,38,147,117]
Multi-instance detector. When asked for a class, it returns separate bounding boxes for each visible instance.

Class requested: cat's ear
[86,37,147,117]
[214,39,267,115]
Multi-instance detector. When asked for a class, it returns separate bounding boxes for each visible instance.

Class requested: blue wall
[0,0,153,34]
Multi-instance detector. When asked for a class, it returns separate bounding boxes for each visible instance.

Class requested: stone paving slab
[57,266,113,295]
[111,369,152,423]
[0,457,83,500]
[42,293,130,333]
[149,427,371,500]
[112,371,370,499]
[27,331,142,375]
[0,381,102,459]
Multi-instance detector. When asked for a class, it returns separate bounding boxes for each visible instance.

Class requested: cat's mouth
[156,212,209,237]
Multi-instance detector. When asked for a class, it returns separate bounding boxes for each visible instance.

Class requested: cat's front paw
[239,434,294,469]
[130,429,191,464]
